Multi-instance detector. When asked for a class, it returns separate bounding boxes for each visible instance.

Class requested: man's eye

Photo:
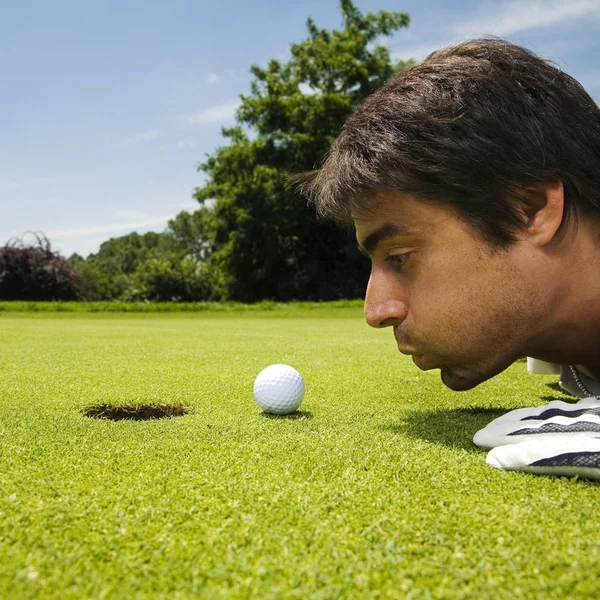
[385,253,409,269]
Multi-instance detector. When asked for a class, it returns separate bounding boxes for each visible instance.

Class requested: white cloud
[455,0,600,37]
[0,173,71,192]
[46,206,203,257]
[0,165,144,200]
[176,139,196,149]
[185,101,239,124]
[391,0,600,65]
[0,180,23,192]
[47,215,171,238]
[207,73,219,85]
[126,129,160,144]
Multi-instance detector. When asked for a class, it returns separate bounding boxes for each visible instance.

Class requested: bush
[130,255,217,302]
[0,234,87,300]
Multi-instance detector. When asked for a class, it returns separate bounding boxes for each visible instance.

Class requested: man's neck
[527,222,600,369]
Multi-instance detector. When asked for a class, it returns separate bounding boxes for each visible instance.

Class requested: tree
[81,231,184,299]
[132,256,215,302]
[85,231,181,276]
[167,207,214,262]
[0,234,87,300]
[69,230,220,301]
[191,0,412,302]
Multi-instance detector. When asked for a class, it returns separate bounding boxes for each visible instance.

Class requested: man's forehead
[357,222,423,254]
[353,191,456,243]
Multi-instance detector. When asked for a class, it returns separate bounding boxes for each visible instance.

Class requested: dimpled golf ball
[253,364,305,415]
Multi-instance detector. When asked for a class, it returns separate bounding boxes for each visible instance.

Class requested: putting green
[0,309,597,598]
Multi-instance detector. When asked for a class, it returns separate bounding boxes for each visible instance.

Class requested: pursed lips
[394,328,422,358]
[403,348,437,371]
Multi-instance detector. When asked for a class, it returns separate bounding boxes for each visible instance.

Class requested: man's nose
[364,271,408,329]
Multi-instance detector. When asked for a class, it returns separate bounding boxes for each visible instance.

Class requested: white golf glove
[473,397,600,480]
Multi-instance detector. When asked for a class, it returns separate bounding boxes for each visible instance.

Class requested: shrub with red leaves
[0,234,86,300]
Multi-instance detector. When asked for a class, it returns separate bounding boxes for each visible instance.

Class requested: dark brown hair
[293,37,600,248]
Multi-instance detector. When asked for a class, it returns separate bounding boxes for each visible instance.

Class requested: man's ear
[512,181,565,246]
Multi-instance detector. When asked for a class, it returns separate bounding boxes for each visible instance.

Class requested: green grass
[1,308,599,598]
[0,299,364,313]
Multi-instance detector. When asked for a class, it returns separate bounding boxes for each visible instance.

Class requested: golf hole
[83,403,191,422]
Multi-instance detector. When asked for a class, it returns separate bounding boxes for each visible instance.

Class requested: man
[294,38,600,480]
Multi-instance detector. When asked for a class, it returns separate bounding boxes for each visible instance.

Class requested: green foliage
[130,256,216,302]
[167,208,214,262]
[86,231,181,277]
[71,231,216,301]
[191,0,412,302]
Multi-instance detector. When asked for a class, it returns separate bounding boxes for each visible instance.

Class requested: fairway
[1,307,599,598]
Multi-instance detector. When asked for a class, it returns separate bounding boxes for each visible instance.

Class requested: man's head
[294,38,600,390]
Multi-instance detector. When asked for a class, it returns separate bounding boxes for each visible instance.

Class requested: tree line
[1,1,412,302]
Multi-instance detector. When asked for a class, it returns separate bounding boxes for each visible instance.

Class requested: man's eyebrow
[358,223,419,255]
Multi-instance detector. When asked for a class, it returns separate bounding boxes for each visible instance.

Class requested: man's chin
[439,367,489,392]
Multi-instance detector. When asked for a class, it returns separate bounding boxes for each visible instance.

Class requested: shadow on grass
[546,382,579,398]
[261,410,313,421]
[381,407,507,451]
[383,404,600,486]
[384,396,582,451]
[540,395,579,403]
[83,403,192,421]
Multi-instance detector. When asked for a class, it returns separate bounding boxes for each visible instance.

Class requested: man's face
[355,191,544,391]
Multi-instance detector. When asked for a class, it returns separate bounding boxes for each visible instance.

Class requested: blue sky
[2,0,600,258]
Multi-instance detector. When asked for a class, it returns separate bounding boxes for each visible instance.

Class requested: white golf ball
[253,364,305,415]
